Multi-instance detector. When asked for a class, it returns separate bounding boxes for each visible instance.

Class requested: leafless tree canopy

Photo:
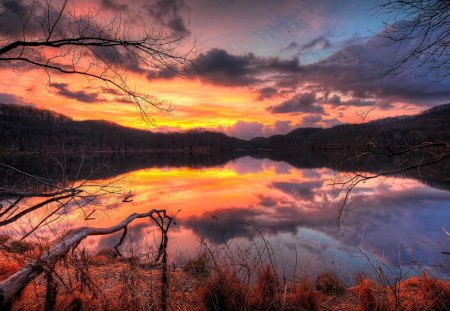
[377,0,450,80]
[0,0,192,124]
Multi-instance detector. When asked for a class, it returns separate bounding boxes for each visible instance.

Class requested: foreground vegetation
[1,236,448,311]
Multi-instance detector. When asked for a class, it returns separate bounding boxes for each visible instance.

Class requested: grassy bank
[1,236,449,311]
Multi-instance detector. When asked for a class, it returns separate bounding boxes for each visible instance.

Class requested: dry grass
[251,265,281,310]
[315,272,345,296]
[285,278,321,311]
[397,274,450,311]
[200,269,247,311]
[0,259,21,279]
[183,252,210,279]
[1,240,449,311]
[351,278,391,311]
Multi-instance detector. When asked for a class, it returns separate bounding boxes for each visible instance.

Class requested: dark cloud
[258,195,279,207]
[295,34,450,105]
[144,0,190,34]
[0,93,34,106]
[0,0,37,37]
[90,45,144,74]
[191,49,261,86]
[49,83,99,103]
[184,208,262,244]
[326,95,376,107]
[96,222,149,251]
[271,181,323,201]
[300,36,333,52]
[268,92,324,114]
[147,48,302,87]
[257,87,278,100]
[283,42,299,51]
[183,204,327,244]
[284,35,333,54]
[147,25,450,109]
[100,0,129,12]
[181,178,450,264]
[301,114,323,127]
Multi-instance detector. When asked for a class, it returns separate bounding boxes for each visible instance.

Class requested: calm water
[2,155,450,278]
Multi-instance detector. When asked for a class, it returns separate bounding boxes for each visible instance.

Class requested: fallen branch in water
[0,208,172,308]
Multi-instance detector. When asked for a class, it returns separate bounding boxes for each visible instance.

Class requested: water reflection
[2,155,449,275]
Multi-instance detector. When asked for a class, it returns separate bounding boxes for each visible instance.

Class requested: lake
[1,153,449,280]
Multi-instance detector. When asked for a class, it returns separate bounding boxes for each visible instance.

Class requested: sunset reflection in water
[4,156,450,276]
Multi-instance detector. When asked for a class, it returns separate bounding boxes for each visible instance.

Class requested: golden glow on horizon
[0,66,423,136]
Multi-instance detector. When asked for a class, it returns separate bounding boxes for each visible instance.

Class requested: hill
[1,102,449,153]
[249,103,450,151]
[0,103,243,153]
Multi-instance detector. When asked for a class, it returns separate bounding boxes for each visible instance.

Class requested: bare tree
[330,108,450,229]
[0,2,180,309]
[328,1,450,226]
[0,155,135,235]
[0,0,190,238]
[376,0,450,81]
[0,0,192,124]
[0,208,173,308]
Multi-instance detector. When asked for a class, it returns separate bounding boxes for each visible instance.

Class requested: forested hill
[0,103,243,152]
[1,102,449,153]
[249,103,450,151]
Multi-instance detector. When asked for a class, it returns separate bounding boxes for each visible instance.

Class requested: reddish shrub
[354,278,391,311]
[289,289,320,311]
[252,266,281,310]
[315,272,345,296]
[0,260,21,279]
[417,274,450,311]
[201,270,247,311]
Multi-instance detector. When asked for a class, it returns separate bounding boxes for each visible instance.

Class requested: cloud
[223,121,264,140]
[100,0,129,12]
[96,222,150,251]
[147,24,450,110]
[284,35,333,54]
[257,87,278,100]
[326,95,376,107]
[300,36,333,52]
[184,208,264,244]
[258,195,279,207]
[144,0,190,34]
[300,114,323,127]
[181,178,450,264]
[191,49,261,86]
[148,48,302,86]
[49,83,99,103]
[0,0,39,37]
[268,92,324,114]
[193,49,301,86]
[0,93,34,106]
[296,33,450,105]
[220,120,295,140]
[271,181,323,201]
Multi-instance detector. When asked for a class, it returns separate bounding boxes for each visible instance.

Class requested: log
[0,209,169,308]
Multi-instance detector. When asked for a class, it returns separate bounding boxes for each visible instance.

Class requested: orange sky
[1,0,445,140]
[0,66,422,138]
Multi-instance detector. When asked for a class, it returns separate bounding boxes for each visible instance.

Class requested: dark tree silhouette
[0,0,192,124]
[377,0,450,80]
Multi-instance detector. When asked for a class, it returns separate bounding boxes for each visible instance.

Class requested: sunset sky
[1,0,450,139]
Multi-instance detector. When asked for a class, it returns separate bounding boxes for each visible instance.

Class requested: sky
[1,0,450,139]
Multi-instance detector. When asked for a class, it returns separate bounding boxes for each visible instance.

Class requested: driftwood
[0,208,172,308]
